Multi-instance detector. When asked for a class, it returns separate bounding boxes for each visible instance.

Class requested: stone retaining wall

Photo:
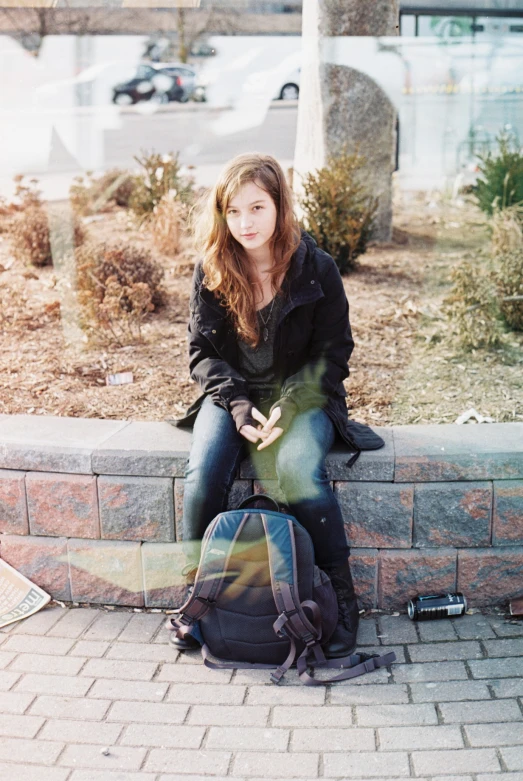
[1,414,522,611]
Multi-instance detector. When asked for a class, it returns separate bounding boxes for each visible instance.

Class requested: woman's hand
[257,406,284,450]
[239,406,269,444]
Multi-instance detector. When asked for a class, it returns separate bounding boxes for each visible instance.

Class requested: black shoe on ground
[321,559,360,659]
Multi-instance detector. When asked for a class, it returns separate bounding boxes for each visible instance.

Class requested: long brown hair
[192,152,301,347]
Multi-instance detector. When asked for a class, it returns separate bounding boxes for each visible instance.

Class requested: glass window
[417,15,474,38]
[400,14,416,36]
[474,16,523,38]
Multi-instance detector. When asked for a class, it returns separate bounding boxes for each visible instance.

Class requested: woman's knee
[275,451,328,504]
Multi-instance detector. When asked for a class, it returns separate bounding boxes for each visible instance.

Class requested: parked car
[275,67,300,100]
[193,65,300,103]
[155,63,198,102]
[112,63,185,105]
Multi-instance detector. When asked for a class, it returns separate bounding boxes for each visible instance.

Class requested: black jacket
[167,230,385,466]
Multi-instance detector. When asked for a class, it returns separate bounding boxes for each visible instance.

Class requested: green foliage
[75,240,165,346]
[70,169,135,215]
[129,150,195,221]
[298,148,378,273]
[473,133,523,215]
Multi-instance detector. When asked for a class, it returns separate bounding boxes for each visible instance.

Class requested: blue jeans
[182,394,350,570]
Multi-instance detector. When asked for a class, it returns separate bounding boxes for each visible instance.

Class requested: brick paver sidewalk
[0,605,522,781]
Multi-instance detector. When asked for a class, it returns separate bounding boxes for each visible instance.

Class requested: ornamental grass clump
[129,150,195,221]
[298,147,378,273]
[70,169,135,215]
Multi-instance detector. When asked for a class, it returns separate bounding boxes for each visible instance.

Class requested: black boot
[321,559,360,659]
[168,565,200,651]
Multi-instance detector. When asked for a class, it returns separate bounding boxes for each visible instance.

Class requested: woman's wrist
[229,395,256,432]
[269,396,298,431]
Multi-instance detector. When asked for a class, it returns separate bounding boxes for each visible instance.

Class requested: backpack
[168,495,396,686]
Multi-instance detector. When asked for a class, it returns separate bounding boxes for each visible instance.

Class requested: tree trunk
[294,0,399,242]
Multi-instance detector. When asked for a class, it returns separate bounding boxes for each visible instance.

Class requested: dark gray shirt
[237,294,284,392]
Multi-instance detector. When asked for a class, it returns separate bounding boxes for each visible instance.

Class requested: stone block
[413,482,491,547]
[493,480,523,545]
[68,538,144,606]
[458,547,523,606]
[378,549,457,610]
[142,541,186,608]
[26,472,99,539]
[335,482,413,548]
[0,414,128,474]
[350,548,378,609]
[0,534,70,600]
[393,422,523,482]
[98,475,174,542]
[0,470,28,535]
[325,429,394,481]
[92,421,192,477]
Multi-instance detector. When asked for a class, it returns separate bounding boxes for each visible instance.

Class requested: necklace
[258,295,277,342]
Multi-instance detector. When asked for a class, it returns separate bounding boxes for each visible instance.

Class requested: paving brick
[106,641,170,662]
[356,702,437,726]
[47,607,98,638]
[392,661,468,683]
[112,611,165,643]
[142,541,187,608]
[500,746,523,771]
[98,474,174,542]
[493,479,523,545]
[330,683,409,706]
[409,680,491,702]
[0,469,28,534]
[271,705,354,726]
[145,749,231,775]
[0,736,64,765]
[206,726,289,751]
[484,638,523,657]
[14,673,94,697]
[413,482,491,547]
[158,776,236,781]
[478,775,523,781]
[0,671,21,690]
[453,614,496,640]
[166,682,246,705]
[187,705,269,726]
[465,721,523,746]
[458,547,523,606]
[487,616,523,637]
[392,422,523,482]
[29,695,111,721]
[245,684,325,706]
[378,724,464,750]
[324,751,410,778]
[26,472,100,538]
[0,650,15,668]
[233,751,319,778]
[377,613,418,643]
[229,667,304,686]
[158,662,232,684]
[81,658,158,681]
[412,748,500,775]
[0,712,45,738]
[335,482,413,548]
[12,606,67,636]
[106,700,188,724]
[59,744,147,771]
[9,653,86,676]
[417,619,458,641]
[40,718,124,744]
[291,727,375,752]
[378,549,457,610]
[356,616,379,645]
[0,763,70,781]
[71,771,157,781]
[408,640,483,662]
[350,548,378,608]
[0,534,71,600]
[3,635,76,656]
[82,611,132,641]
[489,678,523,698]
[469,657,523,679]
[439,699,522,723]
[68,539,144,606]
[69,640,109,658]
[0,691,35,714]
[87,678,168,701]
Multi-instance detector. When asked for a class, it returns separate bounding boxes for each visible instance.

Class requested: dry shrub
[149,191,188,256]
[70,169,135,216]
[490,203,523,331]
[129,150,195,221]
[9,205,85,267]
[298,146,378,273]
[75,240,165,345]
[443,260,503,350]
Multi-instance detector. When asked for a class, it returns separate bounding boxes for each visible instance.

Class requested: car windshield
[135,65,154,80]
